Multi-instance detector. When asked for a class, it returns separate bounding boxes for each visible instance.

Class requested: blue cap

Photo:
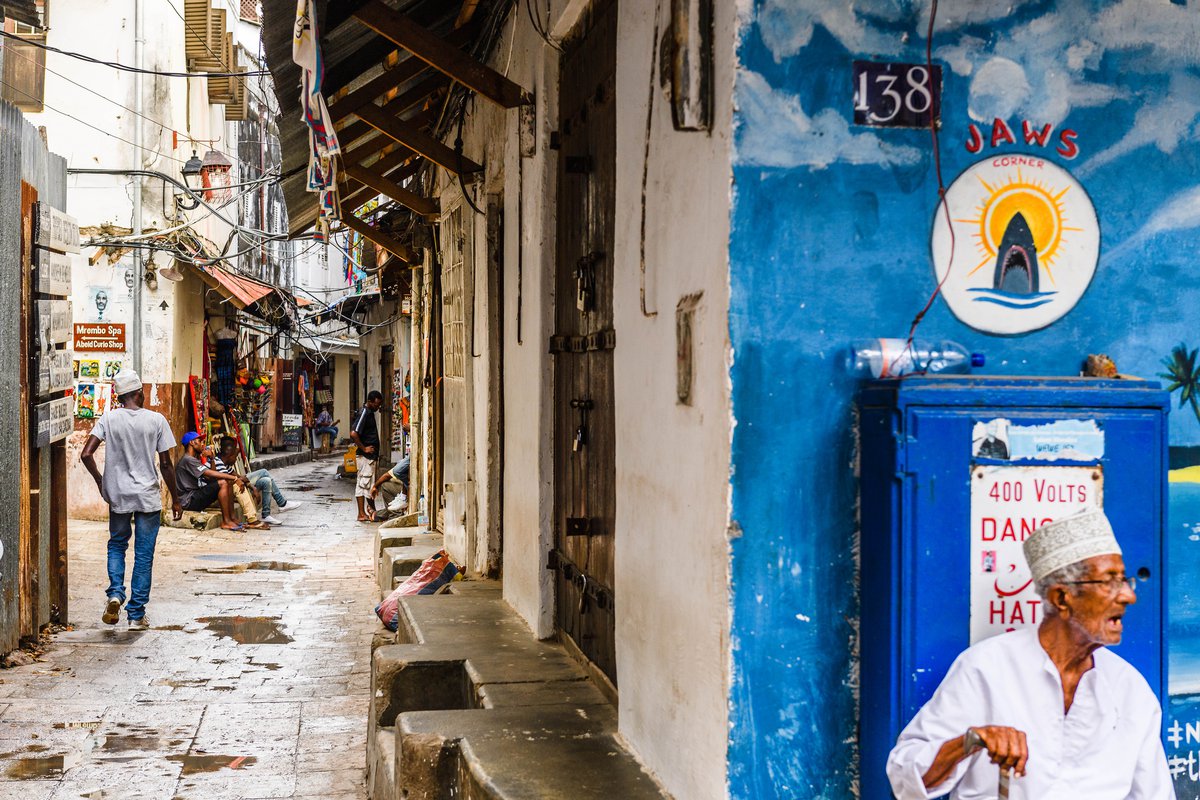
[971,353,986,368]
[181,431,204,447]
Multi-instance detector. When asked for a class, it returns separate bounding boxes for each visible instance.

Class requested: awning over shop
[294,333,361,355]
[305,290,381,326]
[194,263,275,309]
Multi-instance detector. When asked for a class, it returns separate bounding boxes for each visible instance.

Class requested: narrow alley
[0,460,375,800]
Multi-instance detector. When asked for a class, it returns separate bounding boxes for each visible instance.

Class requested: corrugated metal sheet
[0,99,67,652]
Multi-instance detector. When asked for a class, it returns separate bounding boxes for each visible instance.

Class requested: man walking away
[175,432,248,531]
[80,369,182,629]
[350,390,384,521]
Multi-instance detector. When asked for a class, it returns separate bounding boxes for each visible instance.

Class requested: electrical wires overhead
[0,30,270,77]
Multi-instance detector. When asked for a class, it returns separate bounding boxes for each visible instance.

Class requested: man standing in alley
[351,390,385,522]
[80,369,182,629]
[886,509,1173,798]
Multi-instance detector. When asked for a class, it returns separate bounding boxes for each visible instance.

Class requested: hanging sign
[282,413,303,448]
[33,202,80,254]
[969,464,1103,644]
[73,322,126,352]
[37,349,74,396]
[36,299,71,348]
[35,248,72,296]
[34,396,74,448]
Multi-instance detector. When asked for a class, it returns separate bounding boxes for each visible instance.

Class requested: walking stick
[999,766,1011,798]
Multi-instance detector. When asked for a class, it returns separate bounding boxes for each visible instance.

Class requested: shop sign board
[36,299,71,348]
[34,202,80,254]
[969,464,1103,643]
[34,396,73,448]
[37,349,73,396]
[73,322,126,352]
[35,248,72,296]
[282,413,303,448]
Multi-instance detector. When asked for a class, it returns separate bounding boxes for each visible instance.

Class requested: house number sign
[852,60,942,129]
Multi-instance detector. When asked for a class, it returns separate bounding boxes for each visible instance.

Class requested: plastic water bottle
[417,494,428,527]
[847,338,984,378]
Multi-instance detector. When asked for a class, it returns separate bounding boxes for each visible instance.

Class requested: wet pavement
[0,459,378,799]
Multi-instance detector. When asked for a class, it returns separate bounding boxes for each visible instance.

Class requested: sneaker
[128,616,149,629]
[102,598,122,625]
[262,514,282,525]
[277,500,303,513]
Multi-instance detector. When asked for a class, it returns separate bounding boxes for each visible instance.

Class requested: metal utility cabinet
[857,376,1168,798]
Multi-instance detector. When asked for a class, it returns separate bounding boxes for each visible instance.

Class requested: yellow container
[343,444,358,475]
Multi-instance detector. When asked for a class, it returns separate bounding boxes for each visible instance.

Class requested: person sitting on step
[175,432,251,531]
[209,442,269,530]
[217,436,303,526]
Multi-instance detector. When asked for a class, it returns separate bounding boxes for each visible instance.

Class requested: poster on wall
[931,155,1100,335]
[969,464,1103,644]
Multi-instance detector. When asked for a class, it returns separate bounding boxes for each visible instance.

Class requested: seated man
[209,442,268,530]
[369,455,409,516]
[217,436,302,525]
[887,509,1171,799]
[175,432,248,531]
[314,403,339,440]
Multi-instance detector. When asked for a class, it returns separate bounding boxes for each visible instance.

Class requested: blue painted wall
[728,1,1200,796]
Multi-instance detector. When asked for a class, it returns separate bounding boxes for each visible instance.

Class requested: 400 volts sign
[969,464,1103,644]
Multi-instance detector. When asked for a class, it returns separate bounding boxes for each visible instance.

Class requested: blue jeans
[107,511,160,620]
[316,425,338,438]
[247,469,285,515]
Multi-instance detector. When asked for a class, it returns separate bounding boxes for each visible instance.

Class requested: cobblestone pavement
[0,459,379,800]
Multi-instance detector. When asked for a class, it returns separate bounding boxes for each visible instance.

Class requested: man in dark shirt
[175,432,247,531]
[350,390,384,521]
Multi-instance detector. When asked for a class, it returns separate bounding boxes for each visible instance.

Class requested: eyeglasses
[1065,576,1138,595]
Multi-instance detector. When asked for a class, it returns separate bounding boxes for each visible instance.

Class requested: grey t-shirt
[91,407,176,513]
[175,454,209,508]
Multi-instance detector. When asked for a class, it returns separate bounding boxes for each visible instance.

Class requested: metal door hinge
[549,328,616,354]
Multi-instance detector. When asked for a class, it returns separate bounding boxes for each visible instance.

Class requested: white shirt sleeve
[91,413,108,441]
[887,653,986,800]
[1128,703,1176,800]
[157,415,176,453]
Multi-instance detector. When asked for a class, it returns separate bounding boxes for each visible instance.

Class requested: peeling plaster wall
[728,0,1200,796]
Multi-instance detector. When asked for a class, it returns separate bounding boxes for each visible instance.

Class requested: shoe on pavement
[262,514,282,525]
[277,500,303,513]
[245,520,271,530]
[128,616,149,629]
[102,598,122,625]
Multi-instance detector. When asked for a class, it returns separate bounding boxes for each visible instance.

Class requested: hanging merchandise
[233,366,274,425]
[214,334,238,407]
[293,0,341,232]
[298,369,315,428]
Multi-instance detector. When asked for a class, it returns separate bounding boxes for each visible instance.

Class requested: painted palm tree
[1160,343,1200,425]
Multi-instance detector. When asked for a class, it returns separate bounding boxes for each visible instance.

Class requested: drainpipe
[131,0,145,373]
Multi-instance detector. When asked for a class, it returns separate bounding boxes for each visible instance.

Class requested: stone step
[377,541,445,599]
[375,526,440,555]
[161,509,221,530]
[368,727,396,800]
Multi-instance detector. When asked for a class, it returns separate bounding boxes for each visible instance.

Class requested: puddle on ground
[6,755,65,779]
[252,662,283,671]
[292,485,319,492]
[167,754,257,774]
[101,734,161,752]
[154,677,208,688]
[196,561,307,574]
[155,624,186,631]
[194,616,293,645]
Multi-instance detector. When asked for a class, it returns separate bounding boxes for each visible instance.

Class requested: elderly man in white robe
[887,508,1174,799]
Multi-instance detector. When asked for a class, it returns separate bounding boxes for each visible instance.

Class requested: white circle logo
[931,155,1099,335]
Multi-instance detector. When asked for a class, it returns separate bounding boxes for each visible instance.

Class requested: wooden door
[552,0,618,688]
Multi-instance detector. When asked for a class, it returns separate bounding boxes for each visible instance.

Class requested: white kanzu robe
[887,628,1174,799]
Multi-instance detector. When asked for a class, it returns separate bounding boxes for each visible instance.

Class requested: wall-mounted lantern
[200,149,234,202]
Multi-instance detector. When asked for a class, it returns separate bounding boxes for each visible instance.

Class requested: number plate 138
[853,60,942,129]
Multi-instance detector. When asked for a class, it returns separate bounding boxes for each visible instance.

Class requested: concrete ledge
[249,446,347,472]
[161,510,220,530]
[375,526,441,557]
[366,584,668,800]
[368,727,396,800]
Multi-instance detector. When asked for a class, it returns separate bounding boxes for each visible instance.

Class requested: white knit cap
[112,369,142,397]
[1023,508,1122,585]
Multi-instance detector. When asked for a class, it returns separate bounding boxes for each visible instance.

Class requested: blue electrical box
[858,376,1168,799]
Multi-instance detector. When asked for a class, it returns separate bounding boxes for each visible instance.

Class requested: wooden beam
[356,104,482,174]
[328,25,475,123]
[339,211,417,264]
[345,163,439,218]
[336,76,445,140]
[338,89,443,155]
[353,1,531,109]
[343,160,424,213]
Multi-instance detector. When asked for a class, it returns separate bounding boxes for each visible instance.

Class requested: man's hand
[363,445,376,455]
[172,500,183,521]
[970,726,1028,777]
[370,486,379,499]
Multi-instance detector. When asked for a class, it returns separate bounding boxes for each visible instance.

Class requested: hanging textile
[294,0,341,230]
[214,336,238,407]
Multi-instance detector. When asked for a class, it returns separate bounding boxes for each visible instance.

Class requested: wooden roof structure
[260,0,529,264]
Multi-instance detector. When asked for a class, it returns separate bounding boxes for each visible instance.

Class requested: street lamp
[177,151,204,211]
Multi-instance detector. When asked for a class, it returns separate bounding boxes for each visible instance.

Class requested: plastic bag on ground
[375,550,461,632]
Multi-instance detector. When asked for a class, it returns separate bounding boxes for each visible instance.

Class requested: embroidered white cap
[112,369,143,397]
[1023,508,1122,585]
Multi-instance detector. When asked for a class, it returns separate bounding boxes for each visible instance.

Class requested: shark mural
[728,0,1200,796]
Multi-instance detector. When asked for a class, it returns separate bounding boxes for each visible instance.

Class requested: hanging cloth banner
[293,0,341,228]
